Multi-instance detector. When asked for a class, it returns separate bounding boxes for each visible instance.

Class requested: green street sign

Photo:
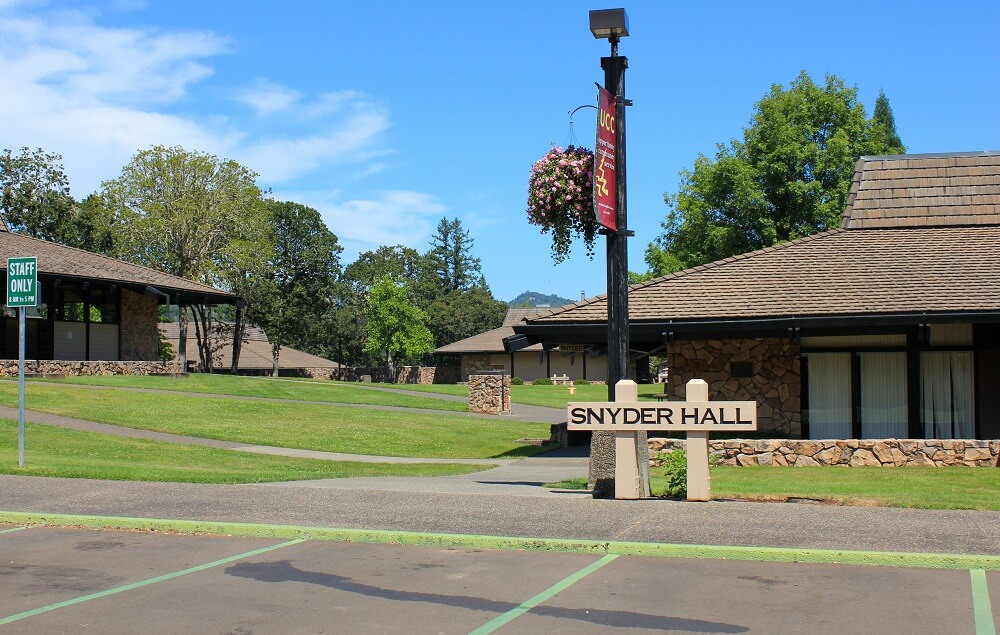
[7,257,38,307]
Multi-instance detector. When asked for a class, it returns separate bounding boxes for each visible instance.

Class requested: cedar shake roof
[843,152,1000,229]
[436,307,546,354]
[159,323,339,371]
[0,231,236,303]
[527,152,1000,327]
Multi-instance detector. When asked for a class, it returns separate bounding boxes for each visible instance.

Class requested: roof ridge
[860,150,1000,161]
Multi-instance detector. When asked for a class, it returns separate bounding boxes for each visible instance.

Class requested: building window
[805,353,851,439]
[806,351,908,439]
[921,351,974,438]
[859,352,907,438]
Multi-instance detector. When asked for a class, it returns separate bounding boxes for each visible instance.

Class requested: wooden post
[685,379,711,501]
[613,379,642,499]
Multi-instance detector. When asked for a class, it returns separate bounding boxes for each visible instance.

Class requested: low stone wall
[0,360,182,376]
[648,438,1000,467]
[469,374,511,415]
[338,366,459,384]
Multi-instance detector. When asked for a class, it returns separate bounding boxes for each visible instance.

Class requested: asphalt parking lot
[1,524,996,634]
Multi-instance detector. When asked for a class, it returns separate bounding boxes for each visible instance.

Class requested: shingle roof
[529,152,1000,326]
[0,231,236,302]
[503,307,545,327]
[843,152,1000,229]
[436,307,546,354]
[159,323,339,371]
[435,323,547,354]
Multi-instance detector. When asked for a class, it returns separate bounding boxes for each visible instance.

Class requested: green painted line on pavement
[2,510,1000,570]
[972,569,997,635]
[469,553,618,635]
[0,526,27,534]
[0,537,306,626]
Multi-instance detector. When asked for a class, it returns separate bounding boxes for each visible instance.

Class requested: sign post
[568,378,757,501]
[7,256,38,468]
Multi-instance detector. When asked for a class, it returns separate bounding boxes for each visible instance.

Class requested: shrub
[532,377,553,385]
[659,449,688,498]
[511,376,524,385]
[575,379,590,385]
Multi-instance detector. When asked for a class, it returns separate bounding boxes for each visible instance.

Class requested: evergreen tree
[426,217,483,292]
[872,90,905,155]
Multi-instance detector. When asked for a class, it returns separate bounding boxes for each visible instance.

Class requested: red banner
[594,86,617,231]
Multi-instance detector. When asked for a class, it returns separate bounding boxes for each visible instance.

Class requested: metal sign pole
[18,306,25,467]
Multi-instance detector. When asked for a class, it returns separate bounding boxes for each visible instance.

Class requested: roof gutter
[514,310,1000,343]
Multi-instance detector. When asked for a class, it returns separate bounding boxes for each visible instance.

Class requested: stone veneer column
[119,289,159,361]
[667,337,801,436]
[468,374,511,414]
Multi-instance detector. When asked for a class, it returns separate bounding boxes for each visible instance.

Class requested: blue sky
[1,1,998,303]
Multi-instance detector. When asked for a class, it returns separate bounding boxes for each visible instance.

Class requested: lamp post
[588,8,649,498]
[590,8,630,401]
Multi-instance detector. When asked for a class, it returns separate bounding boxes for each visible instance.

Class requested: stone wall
[667,338,801,436]
[468,373,511,414]
[119,289,159,361]
[337,365,459,384]
[0,359,182,376]
[648,438,1000,467]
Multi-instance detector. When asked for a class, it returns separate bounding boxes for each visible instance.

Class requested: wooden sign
[567,402,757,431]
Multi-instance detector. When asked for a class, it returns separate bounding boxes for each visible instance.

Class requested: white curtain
[859,353,907,438]
[922,352,975,438]
[807,353,851,439]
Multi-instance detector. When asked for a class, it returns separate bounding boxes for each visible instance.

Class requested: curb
[3,511,999,570]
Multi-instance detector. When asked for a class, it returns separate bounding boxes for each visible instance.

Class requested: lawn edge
[3,511,998,570]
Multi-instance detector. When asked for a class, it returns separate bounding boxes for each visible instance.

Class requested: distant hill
[509,290,575,307]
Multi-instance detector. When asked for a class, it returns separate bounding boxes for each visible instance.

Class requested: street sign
[7,257,38,307]
[7,256,37,468]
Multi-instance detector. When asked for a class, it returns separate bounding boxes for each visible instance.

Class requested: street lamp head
[589,8,629,40]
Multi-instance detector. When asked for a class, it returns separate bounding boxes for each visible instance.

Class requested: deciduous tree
[101,145,268,370]
[362,276,434,370]
[646,72,906,275]
[0,147,74,241]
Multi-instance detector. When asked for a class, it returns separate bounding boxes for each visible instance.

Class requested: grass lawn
[50,375,670,412]
[511,383,668,409]
[707,465,1000,510]
[368,382,469,397]
[26,375,468,412]
[0,382,551,459]
[551,465,1000,511]
[0,420,488,483]
[368,382,674,409]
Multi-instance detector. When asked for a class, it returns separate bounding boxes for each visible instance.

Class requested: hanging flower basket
[526,145,597,264]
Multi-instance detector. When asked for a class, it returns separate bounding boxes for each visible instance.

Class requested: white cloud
[233,78,302,116]
[0,3,392,197]
[275,189,448,254]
